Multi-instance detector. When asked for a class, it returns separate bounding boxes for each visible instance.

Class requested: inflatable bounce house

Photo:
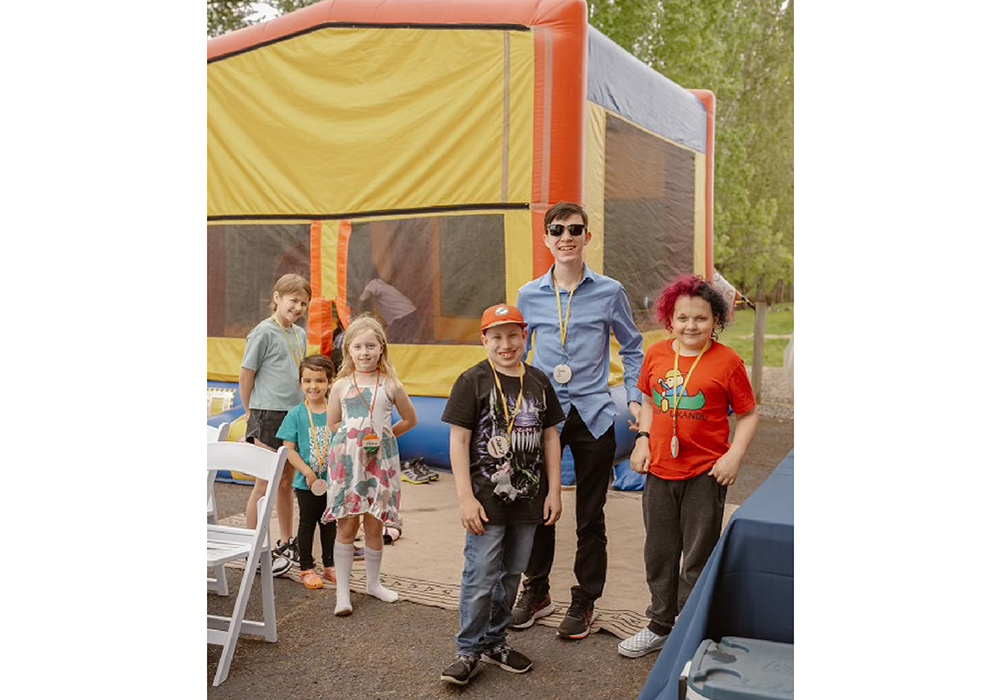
[207,0,715,486]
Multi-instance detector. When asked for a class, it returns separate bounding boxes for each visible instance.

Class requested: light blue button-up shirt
[517,265,645,439]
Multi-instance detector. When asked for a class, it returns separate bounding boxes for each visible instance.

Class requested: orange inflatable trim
[691,89,716,275]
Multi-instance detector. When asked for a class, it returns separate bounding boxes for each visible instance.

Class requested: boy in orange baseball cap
[438,305,564,685]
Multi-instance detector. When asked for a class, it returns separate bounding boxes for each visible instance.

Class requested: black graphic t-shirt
[442,360,564,525]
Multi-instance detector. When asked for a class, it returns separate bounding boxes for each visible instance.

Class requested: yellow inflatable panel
[209,27,534,218]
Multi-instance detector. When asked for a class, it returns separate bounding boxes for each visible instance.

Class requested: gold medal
[305,402,332,493]
[487,359,524,462]
[553,363,572,384]
[668,339,711,460]
[487,435,510,459]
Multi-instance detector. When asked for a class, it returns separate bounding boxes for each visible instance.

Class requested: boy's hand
[709,449,742,486]
[304,470,316,488]
[543,492,562,526]
[630,441,651,474]
[627,401,642,432]
[459,495,489,535]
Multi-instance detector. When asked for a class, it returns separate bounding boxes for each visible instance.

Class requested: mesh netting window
[346,215,506,345]
[207,224,311,339]
[602,114,695,331]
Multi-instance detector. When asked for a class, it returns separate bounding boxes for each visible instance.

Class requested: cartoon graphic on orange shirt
[654,369,706,413]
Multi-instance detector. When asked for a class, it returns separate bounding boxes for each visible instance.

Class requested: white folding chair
[207,441,288,686]
[207,422,231,595]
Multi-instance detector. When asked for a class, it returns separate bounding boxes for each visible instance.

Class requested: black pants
[295,489,337,570]
[522,405,616,605]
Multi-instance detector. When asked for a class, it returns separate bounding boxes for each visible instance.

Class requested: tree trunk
[751,300,767,402]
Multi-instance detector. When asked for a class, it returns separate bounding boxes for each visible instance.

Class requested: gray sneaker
[401,460,433,484]
[617,627,669,658]
[413,459,438,481]
[510,590,556,629]
[440,654,480,685]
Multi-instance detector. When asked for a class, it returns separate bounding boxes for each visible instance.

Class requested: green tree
[208,0,321,37]
[590,0,794,301]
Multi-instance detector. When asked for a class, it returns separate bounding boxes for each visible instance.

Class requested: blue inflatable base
[208,382,646,491]
[397,385,645,491]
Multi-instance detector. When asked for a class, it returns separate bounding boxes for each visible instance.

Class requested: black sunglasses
[546,223,586,237]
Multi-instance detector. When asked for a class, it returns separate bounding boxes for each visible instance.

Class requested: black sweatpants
[642,471,726,635]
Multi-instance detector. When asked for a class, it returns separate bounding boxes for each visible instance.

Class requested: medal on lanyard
[306,404,330,495]
[487,360,524,459]
[352,371,382,455]
[273,316,305,370]
[669,340,710,458]
[487,435,510,459]
[553,364,573,384]
[552,277,580,384]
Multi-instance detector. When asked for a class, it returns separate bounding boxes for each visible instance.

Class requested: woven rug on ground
[216,475,737,640]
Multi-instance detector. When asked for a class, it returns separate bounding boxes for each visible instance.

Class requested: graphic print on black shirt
[442,360,564,525]
[476,381,544,504]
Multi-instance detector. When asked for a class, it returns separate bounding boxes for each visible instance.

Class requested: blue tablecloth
[638,449,794,700]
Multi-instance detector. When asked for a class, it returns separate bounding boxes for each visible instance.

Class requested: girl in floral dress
[323,314,418,615]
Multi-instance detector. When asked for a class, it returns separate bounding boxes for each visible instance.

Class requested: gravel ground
[208,375,793,698]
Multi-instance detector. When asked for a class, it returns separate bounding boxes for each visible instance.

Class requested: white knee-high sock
[364,546,398,603]
[333,542,354,615]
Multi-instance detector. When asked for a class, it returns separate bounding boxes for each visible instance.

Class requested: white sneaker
[617,627,668,658]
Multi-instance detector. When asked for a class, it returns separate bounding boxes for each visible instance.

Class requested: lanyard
[351,370,381,428]
[553,276,580,347]
[305,403,329,471]
[670,340,711,449]
[273,316,304,367]
[488,360,524,438]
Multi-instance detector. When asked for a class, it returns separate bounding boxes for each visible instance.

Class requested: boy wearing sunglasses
[511,202,645,640]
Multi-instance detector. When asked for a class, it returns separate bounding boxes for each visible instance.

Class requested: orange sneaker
[321,567,337,584]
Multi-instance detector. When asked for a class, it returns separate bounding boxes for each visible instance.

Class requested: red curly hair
[654,274,730,332]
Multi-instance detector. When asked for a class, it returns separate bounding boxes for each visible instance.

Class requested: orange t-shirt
[638,340,756,481]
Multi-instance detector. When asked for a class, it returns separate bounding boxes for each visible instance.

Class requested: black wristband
[636,431,650,440]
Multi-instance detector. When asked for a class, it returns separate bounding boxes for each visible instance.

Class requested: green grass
[717,302,793,368]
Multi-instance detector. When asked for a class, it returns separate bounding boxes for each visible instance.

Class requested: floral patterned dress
[322,377,402,528]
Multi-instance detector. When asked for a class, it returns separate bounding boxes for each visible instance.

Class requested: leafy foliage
[591,0,794,300]
[207,1,321,37]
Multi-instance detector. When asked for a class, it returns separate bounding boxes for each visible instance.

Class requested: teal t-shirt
[277,402,331,491]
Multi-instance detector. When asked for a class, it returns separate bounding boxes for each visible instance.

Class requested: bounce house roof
[208,0,588,61]
[586,26,706,153]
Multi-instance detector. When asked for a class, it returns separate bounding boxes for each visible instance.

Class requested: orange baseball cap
[481,304,527,331]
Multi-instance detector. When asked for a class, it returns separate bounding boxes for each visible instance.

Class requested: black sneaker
[482,643,532,673]
[510,590,556,629]
[269,552,292,577]
[275,538,300,565]
[440,654,480,685]
[557,599,595,640]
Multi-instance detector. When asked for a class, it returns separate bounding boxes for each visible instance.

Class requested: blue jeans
[456,523,537,657]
